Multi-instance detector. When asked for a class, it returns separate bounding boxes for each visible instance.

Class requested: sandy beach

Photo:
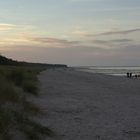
[36,68,140,140]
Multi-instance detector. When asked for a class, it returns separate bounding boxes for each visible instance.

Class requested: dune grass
[1,67,39,95]
[0,66,54,140]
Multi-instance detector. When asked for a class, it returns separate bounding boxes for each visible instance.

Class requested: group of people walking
[127,72,140,79]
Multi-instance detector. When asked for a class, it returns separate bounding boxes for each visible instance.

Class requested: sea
[76,66,140,76]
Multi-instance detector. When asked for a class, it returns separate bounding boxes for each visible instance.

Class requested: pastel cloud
[72,31,90,37]
[89,28,140,36]
[92,39,133,45]
[2,43,140,66]
[71,28,140,38]
[0,23,16,31]
[28,37,80,47]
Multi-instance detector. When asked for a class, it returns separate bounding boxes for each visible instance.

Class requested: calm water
[76,66,140,76]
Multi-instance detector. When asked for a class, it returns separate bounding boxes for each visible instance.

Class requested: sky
[0,0,140,66]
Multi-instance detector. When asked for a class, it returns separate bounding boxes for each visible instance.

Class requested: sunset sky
[0,0,140,66]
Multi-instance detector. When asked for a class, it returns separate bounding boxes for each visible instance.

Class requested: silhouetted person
[129,72,132,78]
[127,72,129,78]
[135,74,138,79]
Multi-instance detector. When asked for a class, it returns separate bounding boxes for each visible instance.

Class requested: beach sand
[36,68,140,140]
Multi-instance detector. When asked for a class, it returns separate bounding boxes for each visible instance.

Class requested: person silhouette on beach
[127,72,129,78]
[135,74,138,79]
[130,72,132,78]
[127,72,132,78]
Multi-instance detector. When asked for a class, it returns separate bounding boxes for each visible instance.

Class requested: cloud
[28,37,80,47]
[0,44,109,65]
[91,28,140,36]
[92,39,133,45]
[1,31,140,66]
[72,28,140,38]
[72,31,90,37]
[3,43,140,66]
[1,39,140,66]
[90,39,134,50]
[0,23,16,31]
[110,39,133,43]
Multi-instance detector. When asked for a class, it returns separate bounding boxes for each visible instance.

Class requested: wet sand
[36,68,140,140]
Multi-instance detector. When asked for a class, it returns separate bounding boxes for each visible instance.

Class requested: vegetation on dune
[0,54,67,68]
[5,68,39,95]
[0,66,54,140]
[0,54,68,139]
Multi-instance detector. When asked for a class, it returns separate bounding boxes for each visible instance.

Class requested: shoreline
[37,68,140,140]
[73,67,140,78]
